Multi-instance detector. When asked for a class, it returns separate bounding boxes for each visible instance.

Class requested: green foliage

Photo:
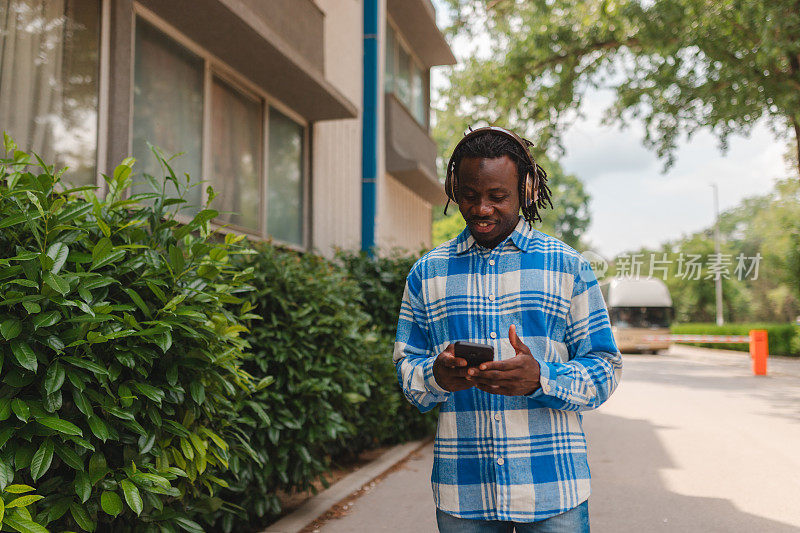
[337,251,439,450]
[438,0,800,174]
[213,247,435,531]
[218,243,370,529]
[0,137,256,532]
[671,323,800,357]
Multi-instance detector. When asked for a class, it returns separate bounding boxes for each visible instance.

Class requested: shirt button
[494,413,501,421]
[489,259,495,266]
[490,332,497,339]
[488,294,495,301]
[497,457,504,466]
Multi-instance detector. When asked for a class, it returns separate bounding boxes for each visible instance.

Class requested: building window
[132,18,203,209]
[210,76,263,232]
[384,22,428,127]
[267,109,304,246]
[131,12,308,247]
[0,0,100,186]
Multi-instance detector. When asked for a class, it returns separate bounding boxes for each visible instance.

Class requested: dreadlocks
[447,131,553,226]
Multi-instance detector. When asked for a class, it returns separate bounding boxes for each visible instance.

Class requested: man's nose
[477,199,492,216]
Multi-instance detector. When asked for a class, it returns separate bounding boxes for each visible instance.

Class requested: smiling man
[394,127,622,532]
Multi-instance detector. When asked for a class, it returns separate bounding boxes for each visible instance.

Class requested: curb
[260,439,430,533]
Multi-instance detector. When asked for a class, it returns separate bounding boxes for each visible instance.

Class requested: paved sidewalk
[317,445,437,532]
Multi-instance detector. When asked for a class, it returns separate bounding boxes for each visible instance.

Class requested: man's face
[457,155,521,249]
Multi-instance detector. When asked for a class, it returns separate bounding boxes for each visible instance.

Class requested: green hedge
[215,247,434,531]
[337,251,438,451]
[0,140,256,532]
[670,323,800,356]
[1,141,436,532]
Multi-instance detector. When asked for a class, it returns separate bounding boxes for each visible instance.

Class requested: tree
[432,157,591,249]
[439,0,800,176]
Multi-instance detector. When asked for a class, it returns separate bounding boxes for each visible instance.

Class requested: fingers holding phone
[433,344,472,392]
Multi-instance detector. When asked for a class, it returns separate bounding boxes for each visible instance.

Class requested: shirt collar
[455,216,535,255]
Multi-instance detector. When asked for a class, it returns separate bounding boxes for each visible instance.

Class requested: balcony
[384,93,446,205]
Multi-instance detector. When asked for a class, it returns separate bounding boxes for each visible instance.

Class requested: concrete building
[0,0,454,255]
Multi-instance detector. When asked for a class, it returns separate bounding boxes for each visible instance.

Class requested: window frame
[131,4,311,251]
[385,16,429,129]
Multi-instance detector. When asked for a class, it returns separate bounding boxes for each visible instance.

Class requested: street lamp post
[712,183,724,326]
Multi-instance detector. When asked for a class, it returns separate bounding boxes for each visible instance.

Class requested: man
[394,127,621,532]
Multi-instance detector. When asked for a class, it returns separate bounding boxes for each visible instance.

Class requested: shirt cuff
[526,358,555,398]
[423,356,450,396]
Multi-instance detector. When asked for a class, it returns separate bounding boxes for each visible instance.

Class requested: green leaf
[0,455,13,491]
[131,382,164,405]
[11,340,37,372]
[90,238,113,269]
[120,479,143,516]
[152,330,172,353]
[91,249,125,271]
[55,442,84,471]
[87,416,109,442]
[4,484,35,494]
[169,244,185,273]
[97,218,111,238]
[30,439,54,481]
[193,209,218,227]
[0,398,10,421]
[44,361,65,394]
[123,288,151,318]
[100,490,123,517]
[47,242,69,274]
[43,271,70,296]
[62,356,108,376]
[88,452,108,485]
[33,310,60,330]
[11,398,30,422]
[6,495,44,509]
[3,510,49,533]
[189,381,205,405]
[104,406,135,421]
[70,501,96,531]
[174,517,205,533]
[0,318,22,340]
[72,389,92,417]
[74,471,91,503]
[21,301,40,314]
[38,416,83,436]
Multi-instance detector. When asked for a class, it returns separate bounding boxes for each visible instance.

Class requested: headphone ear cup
[523,172,533,208]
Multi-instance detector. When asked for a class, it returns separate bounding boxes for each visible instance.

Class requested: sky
[430,2,792,259]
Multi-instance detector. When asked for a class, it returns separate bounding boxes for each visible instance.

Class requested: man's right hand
[433,344,473,392]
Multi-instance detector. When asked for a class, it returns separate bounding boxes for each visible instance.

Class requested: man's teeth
[477,222,490,227]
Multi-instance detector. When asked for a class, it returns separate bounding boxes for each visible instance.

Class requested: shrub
[218,243,371,531]
[0,139,257,532]
[336,250,438,449]
[670,323,800,357]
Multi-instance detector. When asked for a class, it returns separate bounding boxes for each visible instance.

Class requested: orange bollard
[749,329,768,376]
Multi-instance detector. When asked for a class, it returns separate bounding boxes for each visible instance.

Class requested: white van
[599,277,673,353]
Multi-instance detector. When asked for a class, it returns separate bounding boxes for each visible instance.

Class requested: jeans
[436,500,590,533]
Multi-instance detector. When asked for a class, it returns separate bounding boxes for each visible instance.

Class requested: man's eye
[490,196,508,202]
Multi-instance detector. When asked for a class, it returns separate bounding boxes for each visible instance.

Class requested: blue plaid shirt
[394,217,622,522]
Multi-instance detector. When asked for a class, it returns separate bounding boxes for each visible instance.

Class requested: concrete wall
[378,173,432,252]
[311,0,363,257]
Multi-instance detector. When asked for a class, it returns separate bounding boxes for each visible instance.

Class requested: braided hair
[447,131,553,226]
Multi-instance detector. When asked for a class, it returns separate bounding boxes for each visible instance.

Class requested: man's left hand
[466,324,541,396]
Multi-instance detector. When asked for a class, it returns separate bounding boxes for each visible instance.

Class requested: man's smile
[470,220,497,233]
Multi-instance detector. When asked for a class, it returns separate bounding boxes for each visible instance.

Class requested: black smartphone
[453,341,494,367]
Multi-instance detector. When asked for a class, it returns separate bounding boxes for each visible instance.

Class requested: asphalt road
[318,347,800,532]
